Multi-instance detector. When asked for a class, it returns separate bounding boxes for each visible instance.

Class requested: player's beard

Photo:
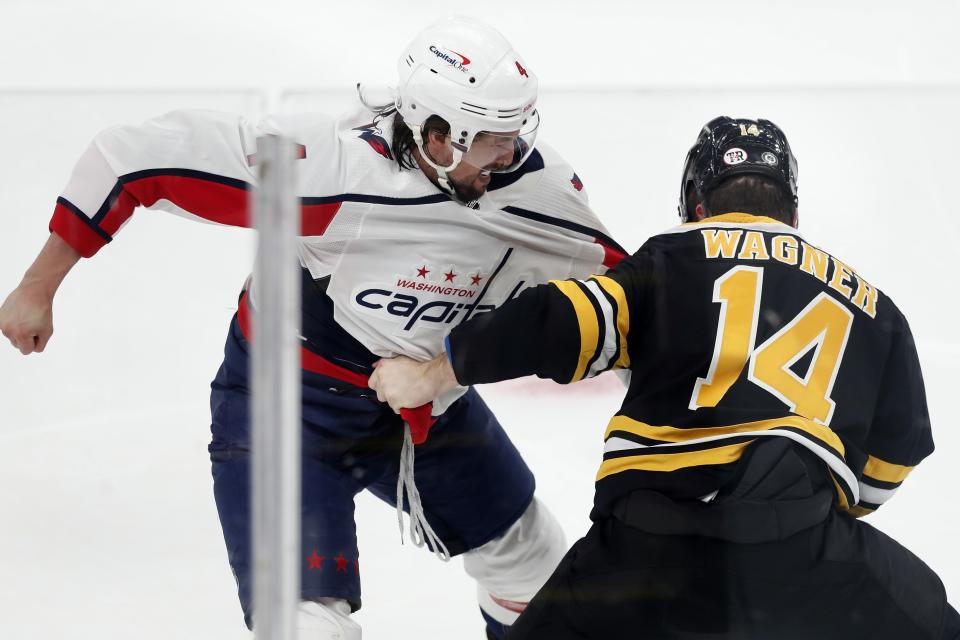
[449,173,491,204]
[451,182,485,203]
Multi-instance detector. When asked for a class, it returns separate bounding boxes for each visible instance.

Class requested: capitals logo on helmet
[678,116,798,222]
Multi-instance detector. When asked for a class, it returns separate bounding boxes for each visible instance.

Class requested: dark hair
[392,112,450,171]
[705,174,796,224]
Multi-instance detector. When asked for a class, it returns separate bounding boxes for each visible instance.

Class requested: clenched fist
[0,233,80,356]
[368,354,459,413]
[0,282,55,355]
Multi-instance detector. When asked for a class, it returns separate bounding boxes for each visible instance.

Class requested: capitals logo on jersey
[352,262,529,334]
[354,122,393,161]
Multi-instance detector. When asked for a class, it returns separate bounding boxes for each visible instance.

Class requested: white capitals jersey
[50,100,625,411]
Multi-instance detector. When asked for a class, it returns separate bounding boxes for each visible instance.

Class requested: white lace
[395,423,451,562]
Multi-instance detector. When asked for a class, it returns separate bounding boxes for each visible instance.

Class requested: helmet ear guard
[678,116,798,222]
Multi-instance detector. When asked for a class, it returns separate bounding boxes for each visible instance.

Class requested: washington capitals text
[355,279,526,331]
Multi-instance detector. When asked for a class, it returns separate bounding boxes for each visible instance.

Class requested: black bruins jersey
[448,212,934,516]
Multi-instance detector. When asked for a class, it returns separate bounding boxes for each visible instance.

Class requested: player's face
[446,132,518,201]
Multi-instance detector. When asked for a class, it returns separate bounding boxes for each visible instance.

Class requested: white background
[1,1,958,638]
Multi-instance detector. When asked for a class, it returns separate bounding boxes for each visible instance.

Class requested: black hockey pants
[509,440,960,639]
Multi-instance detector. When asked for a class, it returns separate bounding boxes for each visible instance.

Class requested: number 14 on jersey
[690,266,854,426]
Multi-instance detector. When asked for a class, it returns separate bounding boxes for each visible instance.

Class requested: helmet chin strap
[411,129,465,197]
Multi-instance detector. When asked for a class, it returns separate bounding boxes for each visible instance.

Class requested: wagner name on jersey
[49,100,625,414]
[446,213,932,516]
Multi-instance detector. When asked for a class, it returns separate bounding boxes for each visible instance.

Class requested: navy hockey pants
[208,316,536,628]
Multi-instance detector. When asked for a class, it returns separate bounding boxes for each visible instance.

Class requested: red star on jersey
[471,274,483,286]
[444,270,456,282]
[335,553,350,573]
[307,551,325,570]
[417,266,430,278]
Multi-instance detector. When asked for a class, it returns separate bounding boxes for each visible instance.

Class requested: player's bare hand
[0,282,55,355]
[368,354,458,412]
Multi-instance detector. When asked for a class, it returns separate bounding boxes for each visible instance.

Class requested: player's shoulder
[871,285,910,338]
[258,110,342,174]
[646,213,906,324]
[261,102,400,164]
[518,140,585,191]
[642,213,816,263]
[534,140,577,173]
[260,107,356,157]
[104,108,259,139]
[335,102,405,168]
[488,140,595,224]
[263,102,418,195]
[532,140,592,199]
[261,110,338,138]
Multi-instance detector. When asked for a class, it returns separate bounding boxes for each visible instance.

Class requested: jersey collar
[662,212,802,239]
[691,212,784,226]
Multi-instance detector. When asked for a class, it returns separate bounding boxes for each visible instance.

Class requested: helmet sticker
[762,152,779,166]
[429,45,471,72]
[516,61,529,77]
[723,148,748,165]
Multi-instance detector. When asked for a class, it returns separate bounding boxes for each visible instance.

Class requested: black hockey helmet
[678,116,798,222]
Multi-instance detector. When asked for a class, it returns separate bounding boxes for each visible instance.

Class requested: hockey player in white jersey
[0,16,626,640]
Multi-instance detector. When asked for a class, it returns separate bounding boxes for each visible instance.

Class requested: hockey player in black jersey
[370,116,960,638]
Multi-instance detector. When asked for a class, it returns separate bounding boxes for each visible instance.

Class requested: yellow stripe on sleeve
[596,440,755,480]
[549,279,600,382]
[592,275,631,369]
[603,414,846,459]
[863,455,914,485]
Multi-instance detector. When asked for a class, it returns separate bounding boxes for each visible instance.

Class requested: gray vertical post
[252,134,301,640]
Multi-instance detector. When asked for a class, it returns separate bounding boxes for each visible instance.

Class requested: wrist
[19,271,62,300]
[428,353,459,395]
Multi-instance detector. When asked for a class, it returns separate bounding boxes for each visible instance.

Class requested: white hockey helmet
[396,17,539,187]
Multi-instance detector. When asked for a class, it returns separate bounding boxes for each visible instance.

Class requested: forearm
[447,282,580,385]
[19,233,81,296]
[371,280,610,410]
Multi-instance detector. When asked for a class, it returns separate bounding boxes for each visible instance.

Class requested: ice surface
[0,82,958,638]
